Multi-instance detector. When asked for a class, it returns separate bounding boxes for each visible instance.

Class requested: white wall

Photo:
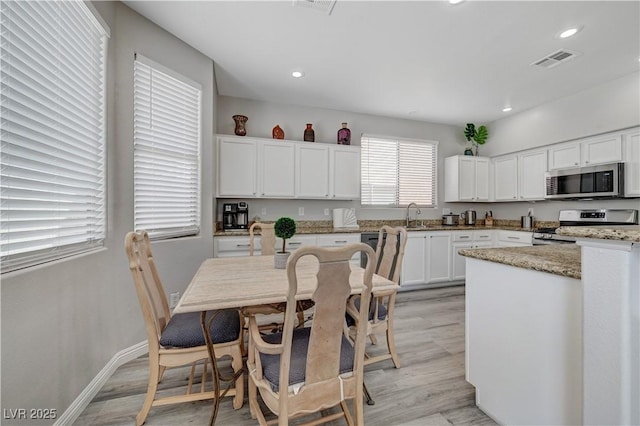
[0,2,216,421]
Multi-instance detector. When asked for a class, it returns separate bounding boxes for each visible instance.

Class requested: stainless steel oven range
[533,209,639,245]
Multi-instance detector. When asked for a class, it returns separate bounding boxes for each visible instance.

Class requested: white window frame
[0,1,109,273]
[133,54,202,240]
[360,134,438,208]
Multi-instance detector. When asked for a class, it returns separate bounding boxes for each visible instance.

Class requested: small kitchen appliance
[532,209,638,245]
[521,215,535,229]
[222,202,249,230]
[442,214,459,226]
[461,210,477,226]
[236,202,249,229]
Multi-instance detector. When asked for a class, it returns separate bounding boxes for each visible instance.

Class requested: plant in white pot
[274,217,296,269]
[464,123,488,156]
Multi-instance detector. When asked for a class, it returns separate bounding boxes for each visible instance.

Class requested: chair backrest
[249,222,276,256]
[280,244,375,393]
[375,225,408,284]
[125,230,171,350]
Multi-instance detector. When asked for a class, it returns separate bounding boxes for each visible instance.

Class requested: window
[0,1,109,273]
[361,135,438,207]
[133,55,201,239]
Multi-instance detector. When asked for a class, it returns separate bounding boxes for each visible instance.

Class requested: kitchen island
[461,226,640,426]
[459,244,582,425]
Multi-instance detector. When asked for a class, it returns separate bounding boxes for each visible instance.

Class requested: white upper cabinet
[260,141,295,197]
[296,144,330,198]
[548,133,623,170]
[493,150,546,202]
[623,128,640,197]
[216,135,360,200]
[217,137,258,197]
[330,145,360,199]
[518,149,547,201]
[445,156,490,202]
[493,155,518,201]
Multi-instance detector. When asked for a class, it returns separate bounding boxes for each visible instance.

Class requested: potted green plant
[274,216,296,269]
[464,123,488,156]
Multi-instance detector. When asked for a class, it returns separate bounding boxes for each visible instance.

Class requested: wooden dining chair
[249,222,276,256]
[125,231,244,426]
[346,225,407,368]
[246,222,307,332]
[246,243,376,426]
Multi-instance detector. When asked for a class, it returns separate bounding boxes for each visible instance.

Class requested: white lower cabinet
[451,231,493,281]
[426,232,452,283]
[495,230,533,247]
[316,233,361,264]
[215,233,360,259]
[401,230,498,287]
[401,232,428,286]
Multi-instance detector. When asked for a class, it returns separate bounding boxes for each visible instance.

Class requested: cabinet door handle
[459,236,470,239]
[507,236,520,240]
[334,240,348,243]
[289,242,302,246]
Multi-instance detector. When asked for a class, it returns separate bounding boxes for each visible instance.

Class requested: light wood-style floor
[75,285,497,425]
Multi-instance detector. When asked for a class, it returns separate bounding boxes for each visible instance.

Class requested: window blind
[0,1,108,273]
[133,55,201,239]
[361,135,438,207]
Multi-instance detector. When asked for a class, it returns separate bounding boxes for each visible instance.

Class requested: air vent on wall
[531,49,581,69]
[293,0,336,15]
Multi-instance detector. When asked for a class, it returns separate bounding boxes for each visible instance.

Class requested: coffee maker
[222,202,249,230]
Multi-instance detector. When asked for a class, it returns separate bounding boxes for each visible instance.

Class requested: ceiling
[123,1,640,126]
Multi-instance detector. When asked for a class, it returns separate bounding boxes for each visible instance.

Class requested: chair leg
[386,322,401,368]
[136,363,161,426]
[231,346,244,409]
[363,382,375,405]
[341,400,354,426]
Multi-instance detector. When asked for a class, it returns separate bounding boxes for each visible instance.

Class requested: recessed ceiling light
[502,106,512,112]
[291,71,304,78]
[449,0,464,4]
[558,26,582,39]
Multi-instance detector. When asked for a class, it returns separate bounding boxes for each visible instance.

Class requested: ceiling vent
[293,0,336,15]
[531,49,581,69]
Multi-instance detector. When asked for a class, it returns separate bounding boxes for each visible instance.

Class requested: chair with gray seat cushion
[246,243,376,426]
[346,225,407,368]
[125,230,244,426]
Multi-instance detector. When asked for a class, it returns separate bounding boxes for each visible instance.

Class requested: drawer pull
[507,236,520,240]
[335,240,348,243]
[236,244,250,247]
[459,236,470,239]
[289,242,302,246]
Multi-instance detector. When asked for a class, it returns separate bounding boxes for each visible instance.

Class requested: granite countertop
[214,219,551,236]
[556,225,640,242]
[458,245,581,279]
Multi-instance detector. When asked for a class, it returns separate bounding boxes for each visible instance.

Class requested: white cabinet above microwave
[548,133,623,170]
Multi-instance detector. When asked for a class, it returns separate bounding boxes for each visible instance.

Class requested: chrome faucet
[405,202,422,228]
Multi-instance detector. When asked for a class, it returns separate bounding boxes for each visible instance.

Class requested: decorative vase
[272,125,285,140]
[337,122,351,145]
[274,251,290,269]
[303,123,315,142]
[232,115,248,136]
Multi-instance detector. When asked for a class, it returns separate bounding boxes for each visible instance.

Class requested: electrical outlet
[169,292,180,309]
[299,207,304,216]
[324,208,330,216]
[443,208,451,215]
[261,207,267,215]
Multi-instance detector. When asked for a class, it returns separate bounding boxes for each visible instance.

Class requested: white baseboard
[54,341,148,426]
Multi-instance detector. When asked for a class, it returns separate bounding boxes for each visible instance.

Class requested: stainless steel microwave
[545,162,624,200]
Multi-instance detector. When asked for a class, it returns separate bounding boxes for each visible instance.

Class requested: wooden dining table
[173,254,398,314]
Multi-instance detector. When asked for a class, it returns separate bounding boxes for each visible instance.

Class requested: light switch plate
[299,207,304,216]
